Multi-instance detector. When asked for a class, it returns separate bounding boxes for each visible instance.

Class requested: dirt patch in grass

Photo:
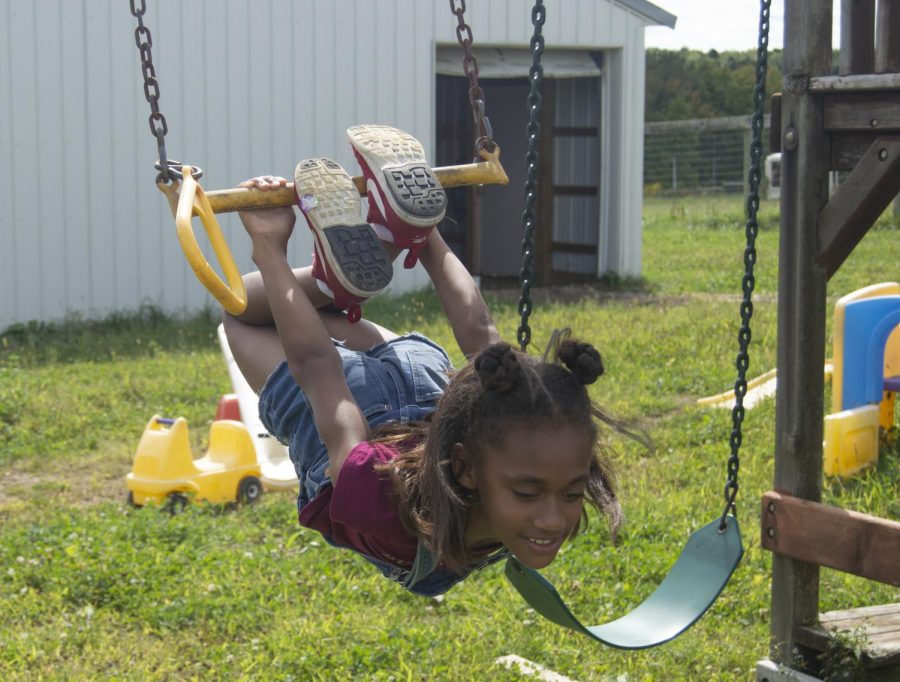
[0,449,132,514]
[484,282,667,305]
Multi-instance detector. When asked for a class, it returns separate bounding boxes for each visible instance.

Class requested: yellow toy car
[126,415,263,511]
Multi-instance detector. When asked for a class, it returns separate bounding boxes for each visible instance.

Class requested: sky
[645,0,841,52]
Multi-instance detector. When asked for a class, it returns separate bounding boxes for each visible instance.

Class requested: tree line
[645,48,785,122]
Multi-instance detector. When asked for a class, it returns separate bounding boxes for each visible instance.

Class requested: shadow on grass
[0,305,222,366]
[477,274,655,307]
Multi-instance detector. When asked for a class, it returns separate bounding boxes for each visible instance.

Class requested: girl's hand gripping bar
[158,148,508,314]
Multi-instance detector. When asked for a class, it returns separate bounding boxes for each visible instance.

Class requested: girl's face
[458,424,594,569]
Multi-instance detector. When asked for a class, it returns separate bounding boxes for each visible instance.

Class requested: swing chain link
[449,0,496,156]
[721,0,771,529]
[516,0,546,352]
[129,0,201,184]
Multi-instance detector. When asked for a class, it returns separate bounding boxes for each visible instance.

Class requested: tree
[645,48,785,122]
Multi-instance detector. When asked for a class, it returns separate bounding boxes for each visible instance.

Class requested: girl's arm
[239,187,368,482]
[417,230,500,358]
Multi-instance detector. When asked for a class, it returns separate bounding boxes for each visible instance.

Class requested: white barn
[0,0,674,331]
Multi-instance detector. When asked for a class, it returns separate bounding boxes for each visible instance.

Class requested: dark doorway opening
[435,66,603,285]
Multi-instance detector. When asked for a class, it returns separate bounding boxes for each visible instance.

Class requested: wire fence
[643,116,773,196]
[642,116,900,216]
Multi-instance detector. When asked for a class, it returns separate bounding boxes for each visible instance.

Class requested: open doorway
[435,49,604,285]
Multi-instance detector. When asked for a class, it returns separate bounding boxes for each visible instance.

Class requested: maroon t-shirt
[298,441,418,568]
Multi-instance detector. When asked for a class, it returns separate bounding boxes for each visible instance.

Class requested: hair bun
[558,340,604,385]
[474,343,522,393]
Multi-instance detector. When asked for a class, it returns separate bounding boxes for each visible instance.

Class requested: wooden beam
[876,0,900,73]
[839,0,875,75]
[771,0,833,667]
[817,136,900,277]
[823,92,900,131]
[761,492,900,587]
[830,132,883,169]
[552,126,597,137]
[810,72,900,91]
[770,93,782,152]
[550,241,597,255]
[794,603,900,669]
[552,185,597,196]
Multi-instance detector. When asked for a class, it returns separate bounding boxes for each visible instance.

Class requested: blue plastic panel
[842,297,900,410]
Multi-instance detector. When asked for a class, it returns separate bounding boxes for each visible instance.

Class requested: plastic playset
[125,324,298,509]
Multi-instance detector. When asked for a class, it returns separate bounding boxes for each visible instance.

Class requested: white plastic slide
[217,324,298,491]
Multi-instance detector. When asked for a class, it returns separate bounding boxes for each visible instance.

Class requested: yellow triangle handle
[173,168,248,315]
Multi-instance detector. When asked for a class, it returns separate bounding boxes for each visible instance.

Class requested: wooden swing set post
[768,0,832,667]
[761,0,900,678]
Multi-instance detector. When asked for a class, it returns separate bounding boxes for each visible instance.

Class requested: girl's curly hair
[375,329,642,573]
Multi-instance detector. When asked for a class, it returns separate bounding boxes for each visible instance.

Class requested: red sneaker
[293,157,393,323]
[347,125,446,268]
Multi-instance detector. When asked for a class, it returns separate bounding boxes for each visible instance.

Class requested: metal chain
[720,0,771,529]
[449,0,495,155]
[129,0,201,183]
[516,0,546,352]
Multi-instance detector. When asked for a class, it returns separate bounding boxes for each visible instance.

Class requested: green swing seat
[504,517,743,649]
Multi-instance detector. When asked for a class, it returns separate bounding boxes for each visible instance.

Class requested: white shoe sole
[347,124,446,228]
[293,157,392,298]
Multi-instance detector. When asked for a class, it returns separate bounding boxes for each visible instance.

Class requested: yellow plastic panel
[880,391,895,430]
[884,325,900,378]
[823,404,880,477]
[204,420,258,469]
[131,416,198,481]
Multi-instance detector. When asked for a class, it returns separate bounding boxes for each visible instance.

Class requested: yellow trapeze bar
[157,147,508,314]
[203,146,509,214]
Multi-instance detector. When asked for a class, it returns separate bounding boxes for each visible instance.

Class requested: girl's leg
[233,266,329,326]
[224,307,398,393]
[319,310,399,350]
[221,315,285,392]
[224,210,404,390]
[235,243,404,327]
[222,265,325,392]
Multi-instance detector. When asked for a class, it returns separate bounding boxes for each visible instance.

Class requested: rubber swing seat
[504,516,743,649]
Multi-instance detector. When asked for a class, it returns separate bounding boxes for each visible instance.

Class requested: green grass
[2,196,899,680]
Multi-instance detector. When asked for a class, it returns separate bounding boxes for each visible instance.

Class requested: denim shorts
[258,332,453,509]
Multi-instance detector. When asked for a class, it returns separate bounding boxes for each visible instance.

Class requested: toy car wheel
[166,492,188,515]
[238,476,263,505]
[126,491,143,508]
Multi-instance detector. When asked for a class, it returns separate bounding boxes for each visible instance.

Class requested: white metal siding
[0,0,657,331]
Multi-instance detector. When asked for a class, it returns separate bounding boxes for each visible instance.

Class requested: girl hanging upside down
[224,125,627,597]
